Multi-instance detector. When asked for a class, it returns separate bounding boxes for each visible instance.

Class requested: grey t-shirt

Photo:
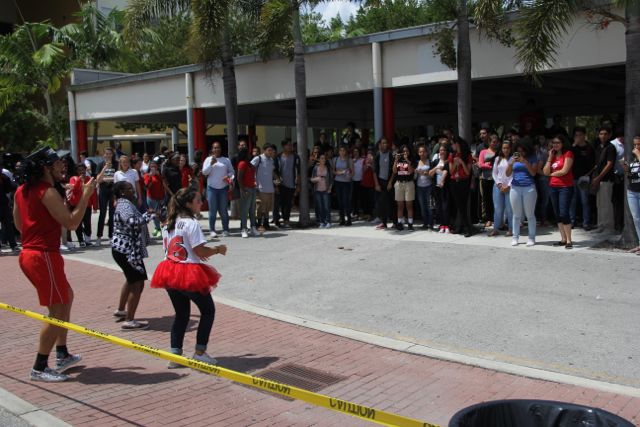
[378,152,391,180]
[279,154,295,189]
[251,155,275,193]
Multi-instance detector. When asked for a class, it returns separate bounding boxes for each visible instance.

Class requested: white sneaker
[444,228,450,234]
[96,237,102,246]
[221,230,230,237]
[84,234,91,243]
[210,231,218,239]
[371,217,381,225]
[325,223,331,229]
[250,227,258,237]
[30,367,69,382]
[59,244,70,252]
[66,241,76,249]
[55,354,82,372]
[192,352,217,365]
[511,237,519,246]
[526,239,535,247]
[241,230,249,238]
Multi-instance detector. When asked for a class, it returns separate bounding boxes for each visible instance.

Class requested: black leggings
[450,179,472,234]
[167,289,215,352]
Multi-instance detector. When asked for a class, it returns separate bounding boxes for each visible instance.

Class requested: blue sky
[311,1,360,23]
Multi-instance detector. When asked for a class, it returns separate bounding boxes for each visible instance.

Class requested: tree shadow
[214,354,279,373]
[74,366,187,385]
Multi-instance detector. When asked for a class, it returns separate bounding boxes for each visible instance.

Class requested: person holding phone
[623,136,640,253]
[430,145,450,233]
[392,145,416,230]
[506,139,538,246]
[543,135,575,248]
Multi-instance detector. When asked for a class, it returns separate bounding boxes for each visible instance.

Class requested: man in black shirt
[570,127,595,229]
[592,127,617,233]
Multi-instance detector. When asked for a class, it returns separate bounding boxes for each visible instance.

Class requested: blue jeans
[626,190,640,240]
[314,191,331,224]
[334,181,352,222]
[239,188,257,230]
[549,186,574,225]
[416,185,433,227]
[510,185,537,239]
[570,179,591,226]
[207,186,229,232]
[147,197,163,230]
[492,184,512,230]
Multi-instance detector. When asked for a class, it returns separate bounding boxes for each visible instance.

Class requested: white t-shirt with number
[162,217,207,264]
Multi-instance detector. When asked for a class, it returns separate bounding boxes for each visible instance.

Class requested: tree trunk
[291,2,311,226]
[457,0,472,143]
[222,27,239,158]
[622,3,640,247]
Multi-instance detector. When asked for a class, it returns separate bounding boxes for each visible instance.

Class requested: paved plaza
[0,214,638,426]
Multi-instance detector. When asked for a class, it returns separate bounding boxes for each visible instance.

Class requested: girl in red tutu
[151,187,227,367]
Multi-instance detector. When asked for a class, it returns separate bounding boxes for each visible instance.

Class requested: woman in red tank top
[13,147,100,383]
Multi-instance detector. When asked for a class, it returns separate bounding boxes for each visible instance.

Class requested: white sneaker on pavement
[210,231,218,239]
[511,237,519,246]
[526,239,535,247]
[192,352,217,365]
[30,368,69,382]
[55,354,82,372]
[241,230,249,238]
[250,227,258,236]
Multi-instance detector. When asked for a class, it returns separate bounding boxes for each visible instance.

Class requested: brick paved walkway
[0,255,638,426]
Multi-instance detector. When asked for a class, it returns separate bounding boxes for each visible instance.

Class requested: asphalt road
[71,215,640,388]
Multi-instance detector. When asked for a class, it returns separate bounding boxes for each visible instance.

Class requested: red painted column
[382,88,395,145]
[248,125,256,153]
[193,108,206,157]
[76,120,88,159]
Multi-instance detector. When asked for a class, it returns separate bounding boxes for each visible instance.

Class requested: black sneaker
[407,223,414,231]
[396,223,404,231]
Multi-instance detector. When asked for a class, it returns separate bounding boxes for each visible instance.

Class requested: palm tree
[125,0,260,159]
[511,0,640,247]
[0,22,68,140]
[57,2,125,150]
[258,0,314,226]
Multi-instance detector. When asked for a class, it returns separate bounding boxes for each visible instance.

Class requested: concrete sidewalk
[0,255,638,426]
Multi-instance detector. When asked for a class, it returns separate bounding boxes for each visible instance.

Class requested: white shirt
[162,217,206,264]
[202,156,234,189]
[140,161,150,174]
[114,169,140,196]
[492,157,513,187]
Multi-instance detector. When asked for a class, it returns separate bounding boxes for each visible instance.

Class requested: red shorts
[19,249,72,306]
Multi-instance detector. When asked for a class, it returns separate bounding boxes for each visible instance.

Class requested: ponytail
[166,187,198,232]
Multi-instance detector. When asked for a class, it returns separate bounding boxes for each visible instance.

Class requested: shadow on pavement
[214,354,279,373]
[73,366,186,385]
[143,315,197,333]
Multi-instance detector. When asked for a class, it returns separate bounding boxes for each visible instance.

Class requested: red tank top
[15,181,61,252]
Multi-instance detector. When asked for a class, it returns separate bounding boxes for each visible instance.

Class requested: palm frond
[33,42,65,66]
[257,0,293,61]
[125,0,192,40]
[513,0,581,85]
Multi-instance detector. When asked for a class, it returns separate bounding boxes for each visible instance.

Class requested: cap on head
[25,147,70,167]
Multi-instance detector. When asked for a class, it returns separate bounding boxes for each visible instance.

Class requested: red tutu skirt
[151,260,221,294]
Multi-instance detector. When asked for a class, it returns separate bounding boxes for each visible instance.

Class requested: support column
[171,126,179,152]
[383,87,395,145]
[68,90,78,160]
[193,108,206,158]
[185,73,195,163]
[372,42,383,143]
[76,121,88,158]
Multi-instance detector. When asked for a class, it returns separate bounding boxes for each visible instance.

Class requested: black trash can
[449,399,634,427]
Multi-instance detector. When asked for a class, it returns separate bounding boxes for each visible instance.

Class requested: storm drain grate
[249,363,347,400]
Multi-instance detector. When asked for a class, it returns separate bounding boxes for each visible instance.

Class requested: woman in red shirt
[236,148,257,238]
[543,134,575,248]
[179,154,194,189]
[13,147,99,382]
[143,161,165,237]
[448,137,474,237]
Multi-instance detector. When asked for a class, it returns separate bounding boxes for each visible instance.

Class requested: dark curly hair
[166,187,199,232]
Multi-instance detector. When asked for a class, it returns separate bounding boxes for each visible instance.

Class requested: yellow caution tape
[0,302,439,427]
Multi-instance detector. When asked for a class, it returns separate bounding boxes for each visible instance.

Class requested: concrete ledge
[0,388,71,427]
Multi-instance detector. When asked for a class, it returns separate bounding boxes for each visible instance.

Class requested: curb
[0,387,71,427]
